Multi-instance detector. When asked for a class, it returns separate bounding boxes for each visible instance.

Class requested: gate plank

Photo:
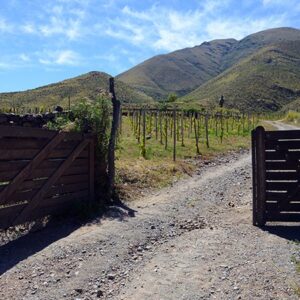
[0,131,67,205]
[11,138,91,225]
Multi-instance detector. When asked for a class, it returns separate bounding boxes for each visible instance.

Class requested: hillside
[0,71,153,109]
[117,39,238,100]
[118,27,300,108]
[181,40,300,111]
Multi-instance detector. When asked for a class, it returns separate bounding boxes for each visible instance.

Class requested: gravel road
[0,123,299,300]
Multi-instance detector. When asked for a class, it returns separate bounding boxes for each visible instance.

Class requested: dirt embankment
[0,122,299,300]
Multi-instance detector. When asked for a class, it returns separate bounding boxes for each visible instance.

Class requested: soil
[0,122,299,300]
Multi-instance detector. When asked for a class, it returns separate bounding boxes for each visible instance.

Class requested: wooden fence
[0,125,95,229]
[252,126,300,226]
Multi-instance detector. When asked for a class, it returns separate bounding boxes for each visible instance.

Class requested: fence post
[252,126,266,226]
[89,136,95,204]
[173,109,176,161]
[107,77,121,200]
[205,114,209,148]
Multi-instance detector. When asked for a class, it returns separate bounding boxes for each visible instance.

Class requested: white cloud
[38,50,81,66]
[206,16,286,40]
[101,3,290,52]
[19,54,30,62]
[0,18,13,33]
[22,23,36,34]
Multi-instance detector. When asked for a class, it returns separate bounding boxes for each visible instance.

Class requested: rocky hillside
[182,41,300,111]
[117,39,237,100]
[118,27,300,111]
[0,71,153,109]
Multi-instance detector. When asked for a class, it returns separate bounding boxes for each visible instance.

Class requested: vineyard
[118,106,259,162]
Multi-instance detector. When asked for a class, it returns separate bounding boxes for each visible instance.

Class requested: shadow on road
[263,225,300,241]
[0,218,82,276]
[0,200,137,276]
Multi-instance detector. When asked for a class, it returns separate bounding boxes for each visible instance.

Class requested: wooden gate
[0,126,95,229]
[252,126,300,226]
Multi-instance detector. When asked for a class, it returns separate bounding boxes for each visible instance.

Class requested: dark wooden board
[265,161,299,171]
[266,181,297,191]
[266,130,300,140]
[265,171,298,180]
[266,201,300,212]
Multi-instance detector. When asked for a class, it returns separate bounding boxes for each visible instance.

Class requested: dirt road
[0,123,299,300]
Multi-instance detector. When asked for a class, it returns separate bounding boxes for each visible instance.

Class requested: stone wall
[0,107,68,128]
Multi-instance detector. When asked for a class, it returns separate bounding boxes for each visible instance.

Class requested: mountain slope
[181,41,300,111]
[0,71,153,109]
[117,39,237,99]
[118,27,300,104]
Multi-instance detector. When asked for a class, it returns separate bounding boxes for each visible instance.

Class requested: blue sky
[0,0,299,92]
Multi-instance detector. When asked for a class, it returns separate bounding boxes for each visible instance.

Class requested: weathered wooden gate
[252,126,300,226]
[0,126,95,229]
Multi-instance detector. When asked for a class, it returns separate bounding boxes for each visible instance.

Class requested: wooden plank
[252,129,258,226]
[0,147,88,161]
[265,151,300,161]
[89,139,95,203]
[0,203,26,229]
[265,171,298,180]
[266,212,300,222]
[0,131,67,206]
[3,181,89,206]
[0,126,84,141]
[254,126,266,226]
[265,130,300,140]
[0,192,88,229]
[266,181,297,191]
[46,182,89,198]
[0,137,48,149]
[11,138,90,225]
[266,201,300,212]
[42,190,89,207]
[0,126,56,139]
[265,161,299,171]
[266,140,300,150]
[266,191,288,201]
[0,159,88,182]
[0,174,89,194]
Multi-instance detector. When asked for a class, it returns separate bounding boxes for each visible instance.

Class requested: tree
[167,93,178,103]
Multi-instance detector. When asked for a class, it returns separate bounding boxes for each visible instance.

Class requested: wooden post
[194,114,200,155]
[205,114,209,148]
[141,109,146,158]
[138,109,141,143]
[164,112,168,150]
[107,77,121,200]
[160,111,163,145]
[220,111,224,143]
[89,137,95,204]
[173,109,176,161]
[155,111,158,140]
[252,126,266,226]
[181,111,184,147]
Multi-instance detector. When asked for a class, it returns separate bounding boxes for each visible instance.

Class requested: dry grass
[115,116,250,200]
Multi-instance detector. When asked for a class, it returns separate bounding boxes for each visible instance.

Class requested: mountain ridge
[0,71,154,109]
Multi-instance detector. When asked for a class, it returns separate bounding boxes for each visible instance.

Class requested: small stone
[107,274,116,280]
[75,288,83,294]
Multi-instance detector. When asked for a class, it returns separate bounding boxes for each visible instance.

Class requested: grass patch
[116,116,250,200]
[283,110,300,125]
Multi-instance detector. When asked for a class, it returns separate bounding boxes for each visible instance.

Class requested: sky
[0,0,299,92]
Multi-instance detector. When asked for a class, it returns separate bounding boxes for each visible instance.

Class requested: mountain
[118,27,300,110]
[117,39,238,100]
[181,40,300,111]
[0,71,153,109]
